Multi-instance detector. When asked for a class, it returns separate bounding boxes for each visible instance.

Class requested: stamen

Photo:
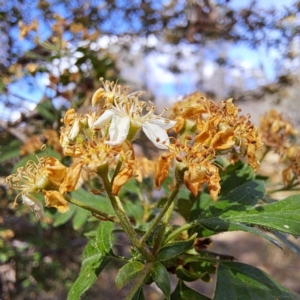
[176,155,183,162]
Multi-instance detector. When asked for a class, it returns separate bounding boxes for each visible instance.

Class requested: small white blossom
[93,96,176,149]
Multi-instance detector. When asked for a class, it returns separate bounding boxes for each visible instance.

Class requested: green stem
[108,255,130,263]
[267,180,299,194]
[260,147,270,163]
[152,201,175,255]
[140,181,181,246]
[111,156,123,184]
[64,194,118,223]
[100,173,154,261]
[124,262,152,300]
[164,221,198,244]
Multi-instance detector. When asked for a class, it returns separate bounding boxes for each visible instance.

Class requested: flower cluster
[155,93,263,200]
[6,79,176,216]
[6,155,82,219]
[281,146,300,186]
[6,80,263,216]
[259,109,297,152]
[20,129,61,155]
[155,140,221,200]
[259,110,300,186]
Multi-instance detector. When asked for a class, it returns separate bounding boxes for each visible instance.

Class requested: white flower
[93,96,176,149]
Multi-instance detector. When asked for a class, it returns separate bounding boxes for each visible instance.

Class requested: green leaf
[157,234,197,261]
[67,240,108,300]
[190,181,290,247]
[96,221,113,253]
[119,178,141,196]
[197,218,282,248]
[72,206,90,230]
[53,204,76,227]
[273,232,300,256]
[115,261,145,290]
[124,200,144,225]
[171,281,211,300]
[36,100,57,122]
[219,162,255,197]
[151,262,170,300]
[219,180,265,206]
[178,187,191,199]
[214,261,300,300]
[176,265,204,282]
[71,188,115,216]
[175,252,216,283]
[221,194,300,237]
[176,198,194,221]
[0,140,21,163]
[190,180,264,225]
[132,287,145,300]
[67,222,113,300]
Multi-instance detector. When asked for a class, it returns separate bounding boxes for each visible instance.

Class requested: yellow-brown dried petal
[172,117,185,133]
[211,129,235,151]
[62,108,76,126]
[207,165,221,201]
[43,190,69,213]
[60,160,83,194]
[183,163,206,197]
[112,159,134,195]
[155,153,173,190]
[45,157,67,186]
[282,166,291,186]
[92,88,106,106]
[247,143,260,172]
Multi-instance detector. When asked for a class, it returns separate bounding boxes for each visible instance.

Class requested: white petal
[22,194,44,220]
[105,114,130,146]
[142,122,170,149]
[149,118,176,130]
[93,110,114,128]
[68,119,80,140]
[86,114,94,129]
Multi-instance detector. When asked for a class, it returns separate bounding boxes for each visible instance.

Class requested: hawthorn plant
[5,80,300,299]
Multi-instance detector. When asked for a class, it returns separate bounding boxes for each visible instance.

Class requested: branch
[0,119,27,143]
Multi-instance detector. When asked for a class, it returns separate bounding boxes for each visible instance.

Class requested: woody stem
[139,180,181,247]
[64,194,118,223]
[100,172,154,261]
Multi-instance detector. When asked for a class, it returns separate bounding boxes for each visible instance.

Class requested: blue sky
[1,0,298,120]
